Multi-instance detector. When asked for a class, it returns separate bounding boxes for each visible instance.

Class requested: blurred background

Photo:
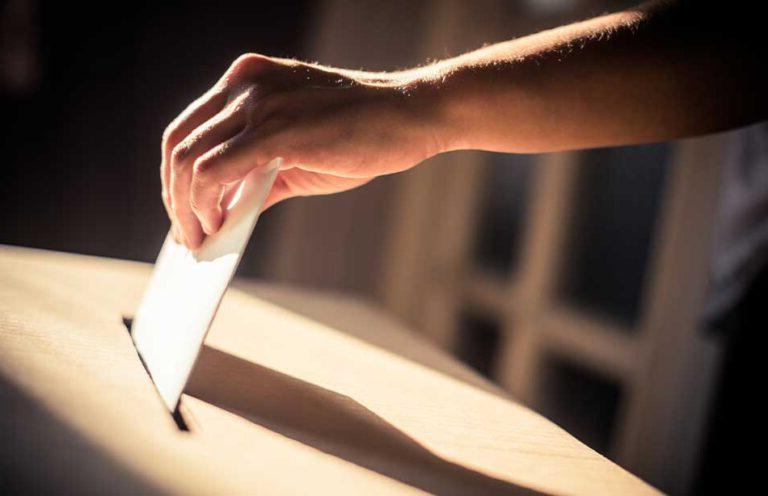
[1,1,739,494]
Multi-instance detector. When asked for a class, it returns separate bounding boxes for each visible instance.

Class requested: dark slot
[122,316,190,432]
[171,407,190,432]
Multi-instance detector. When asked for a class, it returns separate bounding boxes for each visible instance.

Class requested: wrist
[352,70,455,161]
[343,66,462,161]
[389,70,463,158]
[400,62,476,155]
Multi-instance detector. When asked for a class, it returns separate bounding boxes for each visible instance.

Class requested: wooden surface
[0,245,659,495]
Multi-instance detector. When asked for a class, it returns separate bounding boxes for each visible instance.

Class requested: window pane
[456,310,502,379]
[473,153,535,276]
[560,144,670,326]
[537,355,624,457]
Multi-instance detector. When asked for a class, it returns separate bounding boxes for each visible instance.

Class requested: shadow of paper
[187,346,546,496]
[233,283,507,399]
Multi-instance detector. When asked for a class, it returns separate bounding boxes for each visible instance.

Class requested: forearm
[405,1,766,154]
[160,1,766,246]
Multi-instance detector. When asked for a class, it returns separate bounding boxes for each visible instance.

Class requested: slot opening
[122,316,190,432]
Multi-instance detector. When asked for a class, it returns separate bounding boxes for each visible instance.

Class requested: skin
[161,0,767,249]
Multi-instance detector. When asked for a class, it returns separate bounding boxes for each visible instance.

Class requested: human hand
[161,54,444,249]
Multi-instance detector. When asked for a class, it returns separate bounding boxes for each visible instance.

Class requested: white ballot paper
[131,160,280,411]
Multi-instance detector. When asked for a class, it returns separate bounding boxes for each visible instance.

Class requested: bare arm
[162,0,766,247]
[416,0,766,153]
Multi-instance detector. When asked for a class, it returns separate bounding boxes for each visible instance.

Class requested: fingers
[161,87,228,241]
[189,127,276,230]
[170,103,249,248]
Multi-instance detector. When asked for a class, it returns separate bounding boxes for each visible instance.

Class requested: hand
[161,54,444,249]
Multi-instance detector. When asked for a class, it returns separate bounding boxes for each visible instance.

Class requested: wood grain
[0,245,659,495]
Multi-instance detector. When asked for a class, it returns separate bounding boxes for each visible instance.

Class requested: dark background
[2,1,312,261]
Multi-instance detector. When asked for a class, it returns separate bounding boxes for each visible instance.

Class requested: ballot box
[0,245,659,495]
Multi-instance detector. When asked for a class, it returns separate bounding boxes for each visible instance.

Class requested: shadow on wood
[237,283,505,398]
[187,345,546,496]
[0,374,161,495]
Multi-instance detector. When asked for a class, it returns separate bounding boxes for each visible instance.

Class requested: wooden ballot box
[0,245,659,495]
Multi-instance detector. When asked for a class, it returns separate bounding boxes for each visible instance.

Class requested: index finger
[160,87,228,238]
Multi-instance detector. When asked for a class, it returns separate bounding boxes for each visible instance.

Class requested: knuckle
[162,123,180,150]
[170,144,192,169]
[189,196,204,213]
[230,95,257,120]
[241,83,260,99]
[230,95,249,114]
[228,53,272,80]
[189,194,213,215]
[233,53,261,70]
[193,156,216,182]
